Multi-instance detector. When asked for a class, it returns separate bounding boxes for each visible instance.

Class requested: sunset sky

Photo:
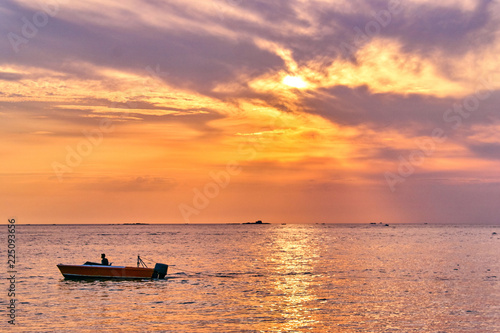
[2,0,500,224]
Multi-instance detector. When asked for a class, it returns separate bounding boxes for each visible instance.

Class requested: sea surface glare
[1,223,499,332]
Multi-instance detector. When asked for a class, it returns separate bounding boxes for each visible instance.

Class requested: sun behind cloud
[283,75,308,89]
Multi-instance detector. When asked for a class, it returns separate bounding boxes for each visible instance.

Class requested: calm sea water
[1,223,499,332]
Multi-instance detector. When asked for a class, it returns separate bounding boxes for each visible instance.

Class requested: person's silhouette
[101,253,109,266]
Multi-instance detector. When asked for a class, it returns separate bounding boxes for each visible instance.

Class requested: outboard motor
[152,263,168,279]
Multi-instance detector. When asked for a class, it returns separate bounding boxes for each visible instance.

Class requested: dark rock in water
[243,220,269,224]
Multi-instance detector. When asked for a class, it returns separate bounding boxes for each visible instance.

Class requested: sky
[1,0,500,224]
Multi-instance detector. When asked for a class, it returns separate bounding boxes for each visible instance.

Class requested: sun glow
[283,75,308,89]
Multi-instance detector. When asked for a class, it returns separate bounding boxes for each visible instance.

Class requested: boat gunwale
[57,264,152,270]
[60,273,155,280]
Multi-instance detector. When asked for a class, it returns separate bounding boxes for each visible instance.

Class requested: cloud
[0,71,24,81]
[300,85,500,134]
[2,0,499,142]
[1,0,284,94]
[76,176,178,192]
[468,143,500,159]
[2,0,499,105]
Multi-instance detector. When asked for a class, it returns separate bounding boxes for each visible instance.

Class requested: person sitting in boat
[101,253,109,266]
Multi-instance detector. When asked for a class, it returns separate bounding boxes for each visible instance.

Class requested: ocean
[1,223,499,332]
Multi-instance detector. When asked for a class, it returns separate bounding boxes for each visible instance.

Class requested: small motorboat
[57,256,168,280]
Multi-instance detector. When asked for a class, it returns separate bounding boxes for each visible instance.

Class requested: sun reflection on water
[258,226,324,331]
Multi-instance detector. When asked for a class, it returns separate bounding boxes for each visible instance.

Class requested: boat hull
[57,264,156,279]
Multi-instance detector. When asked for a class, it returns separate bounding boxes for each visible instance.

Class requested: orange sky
[2,0,500,223]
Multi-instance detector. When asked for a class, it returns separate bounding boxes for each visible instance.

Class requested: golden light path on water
[265,226,319,331]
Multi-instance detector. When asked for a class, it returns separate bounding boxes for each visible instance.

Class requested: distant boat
[57,256,168,280]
